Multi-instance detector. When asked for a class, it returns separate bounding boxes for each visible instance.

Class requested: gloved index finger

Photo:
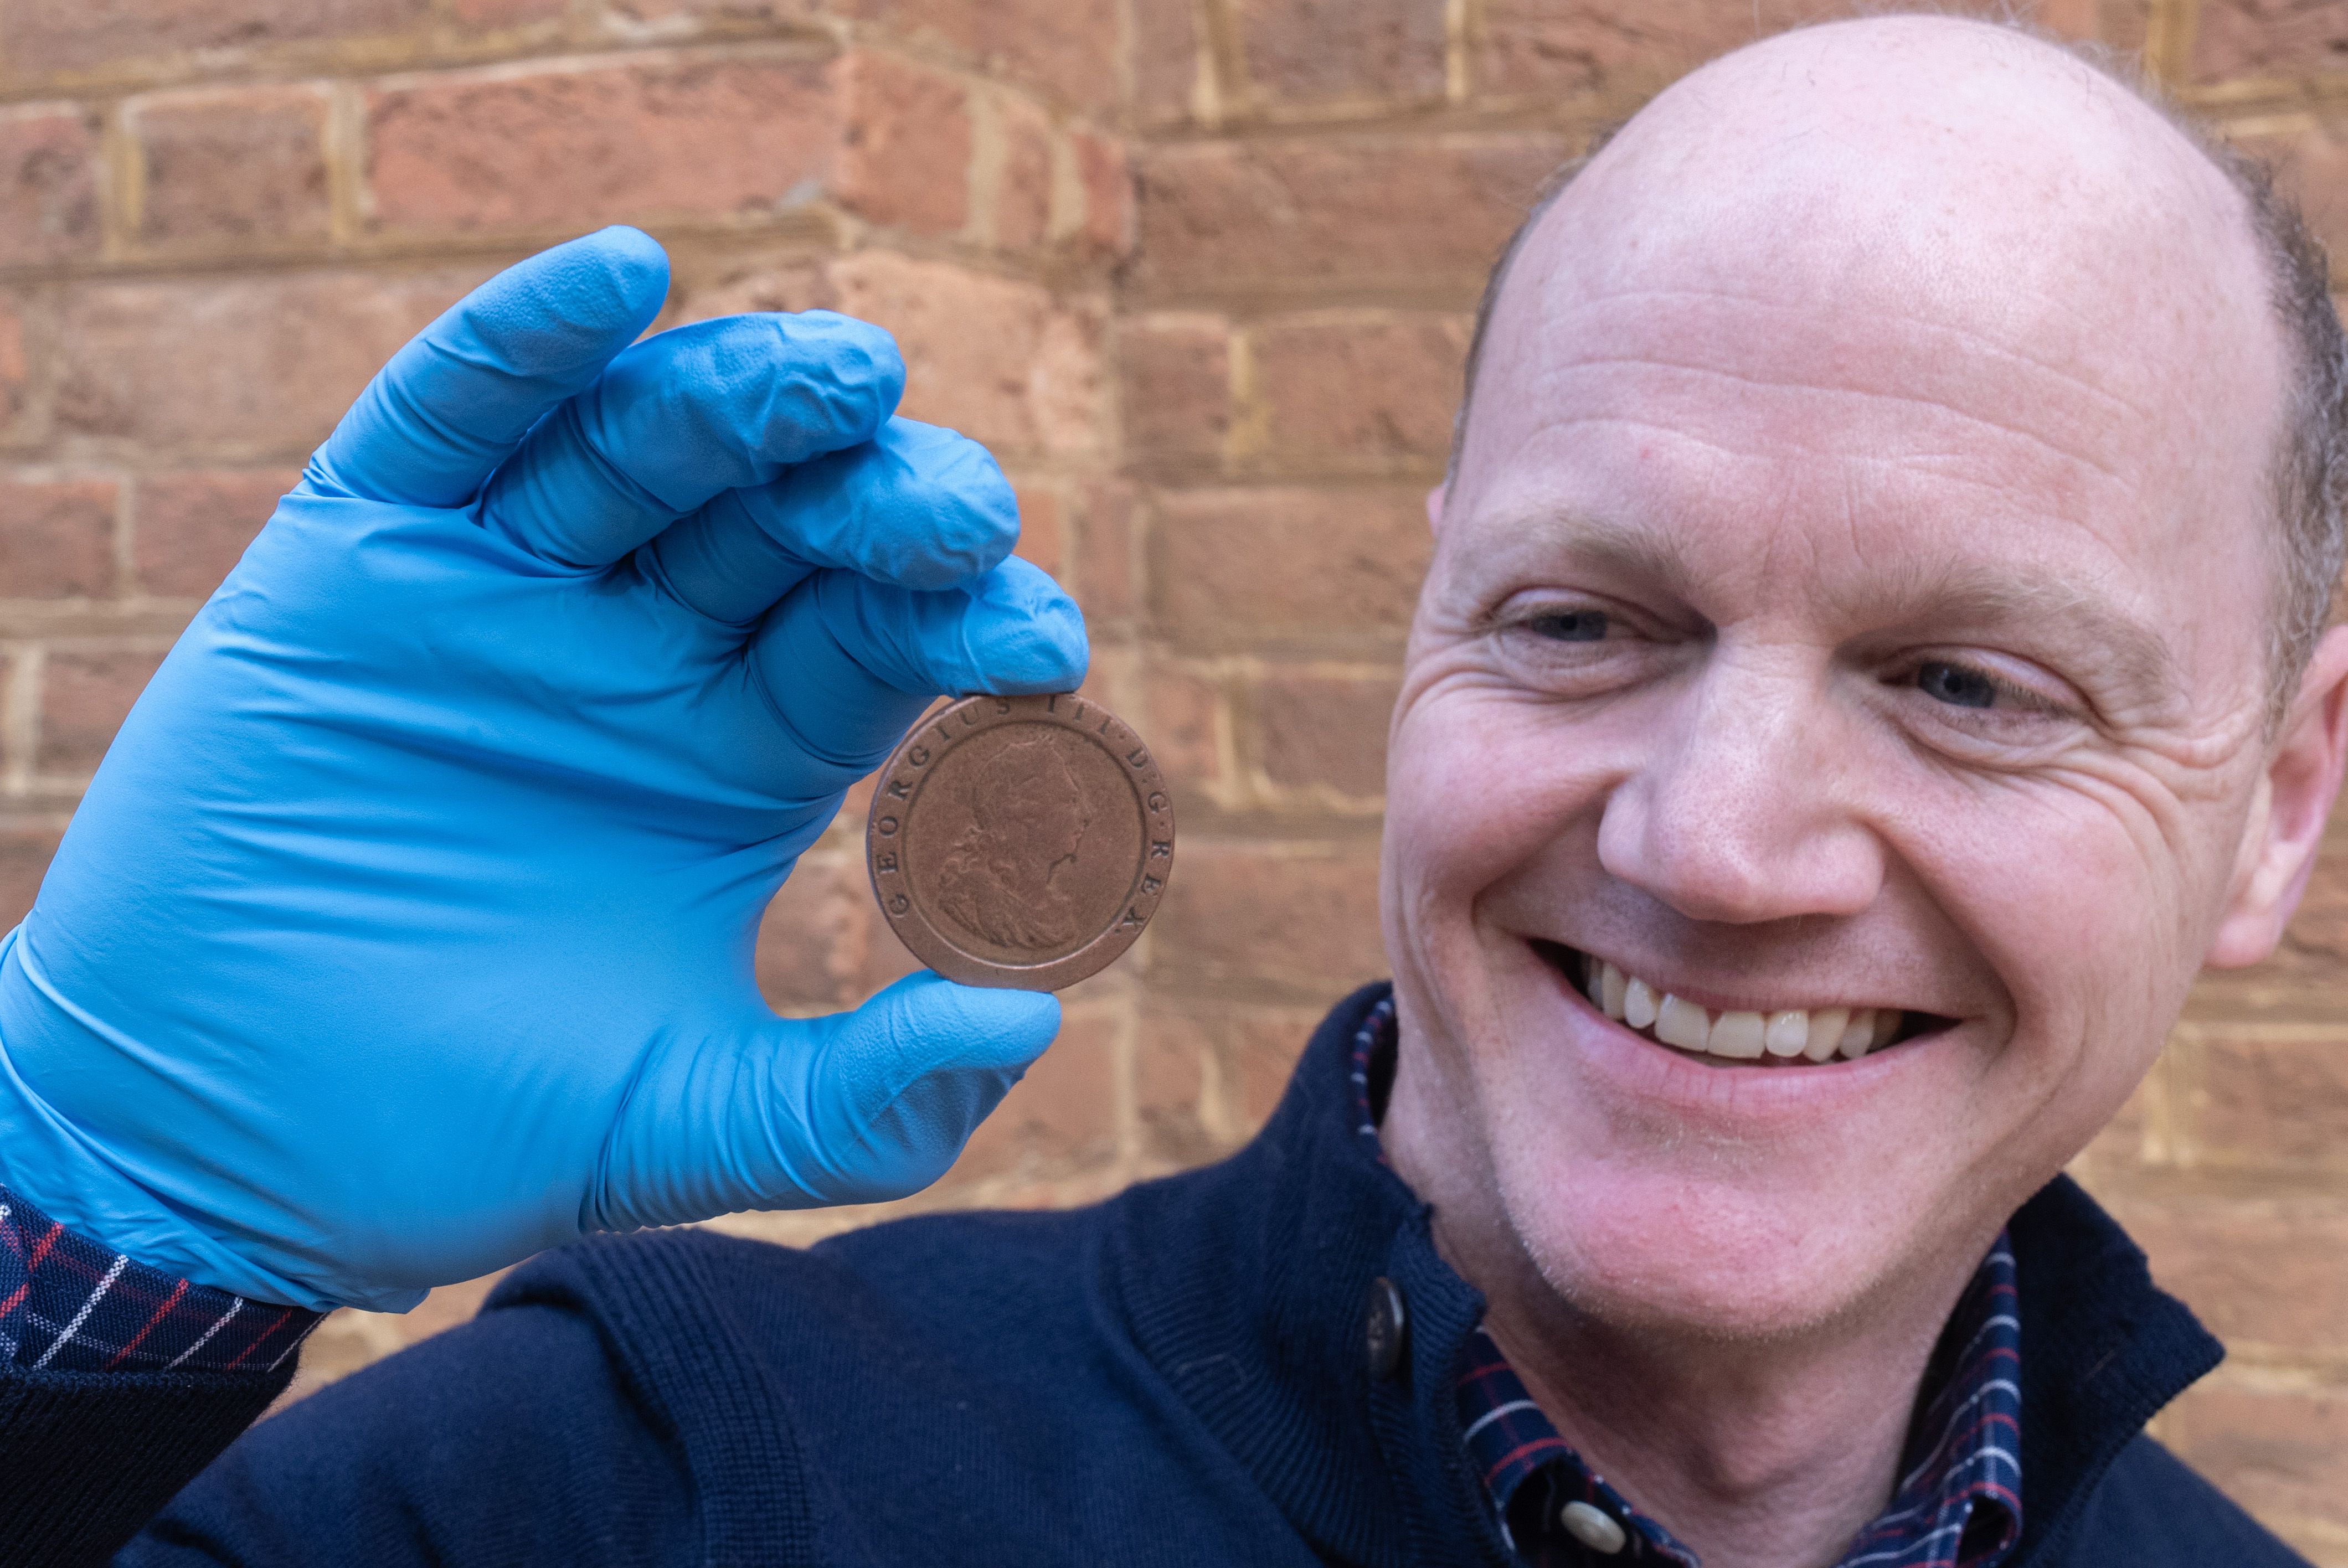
[641,418,1022,627]
[478,310,907,571]
[306,227,671,509]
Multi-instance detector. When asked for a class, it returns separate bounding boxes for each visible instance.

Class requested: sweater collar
[1109,982,2222,1567]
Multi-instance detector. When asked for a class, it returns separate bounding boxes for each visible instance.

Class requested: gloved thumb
[590,973,1060,1234]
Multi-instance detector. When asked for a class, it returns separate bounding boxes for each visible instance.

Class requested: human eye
[1886,652,2083,755]
[1914,659,2000,709]
[1521,607,1612,643]
[1903,657,2068,715]
[1487,594,1670,698]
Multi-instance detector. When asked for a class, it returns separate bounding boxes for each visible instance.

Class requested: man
[1,12,2339,1566]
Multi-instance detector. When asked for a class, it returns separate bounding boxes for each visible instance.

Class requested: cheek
[1892,764,2217,1112]
[1386,688,1605,916]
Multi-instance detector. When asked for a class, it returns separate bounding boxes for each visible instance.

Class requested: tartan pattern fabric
[1458,1332,1699,1565]
[0,1184,317,1375]
[1348,1001,2023,1568]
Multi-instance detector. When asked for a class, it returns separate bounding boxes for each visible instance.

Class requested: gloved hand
[0,227,1087,1312]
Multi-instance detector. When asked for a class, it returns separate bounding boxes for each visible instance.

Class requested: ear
[1425,483,1448,535]
[2207,623,2348,968]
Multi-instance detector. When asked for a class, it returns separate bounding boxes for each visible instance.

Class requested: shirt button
[1560,1500,1629,1556]
[1362,1276,1407,1380]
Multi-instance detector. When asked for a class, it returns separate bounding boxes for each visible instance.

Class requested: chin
[1487,1137,1907,1342]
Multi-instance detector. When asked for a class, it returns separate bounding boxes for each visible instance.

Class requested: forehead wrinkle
[1541,285,2159,429]
[1546,352,2128,486]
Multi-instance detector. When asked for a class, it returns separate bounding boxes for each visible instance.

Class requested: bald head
[1449,14,2346,712]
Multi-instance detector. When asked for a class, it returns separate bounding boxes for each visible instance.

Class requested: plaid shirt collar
[1349,994,2023,1568]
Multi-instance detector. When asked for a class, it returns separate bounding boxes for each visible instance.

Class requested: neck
[1479,1251,1961,1568]
[1385,1053,1991,1568]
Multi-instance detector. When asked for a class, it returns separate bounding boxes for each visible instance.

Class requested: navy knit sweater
[2,984,2311,1566]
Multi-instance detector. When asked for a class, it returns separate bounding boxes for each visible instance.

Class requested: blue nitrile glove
[0,227,1088,1312]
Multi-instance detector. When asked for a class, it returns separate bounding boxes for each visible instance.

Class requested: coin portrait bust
[931,732,1093,952]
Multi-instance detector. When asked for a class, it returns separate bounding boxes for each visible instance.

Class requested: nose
[1595,651,1884,925]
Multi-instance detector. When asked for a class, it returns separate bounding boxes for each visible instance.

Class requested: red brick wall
[1,1,2344,1555]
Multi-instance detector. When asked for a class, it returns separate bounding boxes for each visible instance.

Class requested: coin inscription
[867,693,1176,991]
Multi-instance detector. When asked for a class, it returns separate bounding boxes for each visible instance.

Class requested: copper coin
[866,693,1176,991]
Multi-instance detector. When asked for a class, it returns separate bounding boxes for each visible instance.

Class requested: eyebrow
[1884,566,2180,706]
[1492,512,2184,711]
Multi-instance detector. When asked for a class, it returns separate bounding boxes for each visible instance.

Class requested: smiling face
[1379,18,2337,1342]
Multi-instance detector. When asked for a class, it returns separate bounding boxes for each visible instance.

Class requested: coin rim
[865,693,1176,991]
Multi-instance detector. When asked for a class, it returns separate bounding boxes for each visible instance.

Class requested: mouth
[1532,940,1954,1069]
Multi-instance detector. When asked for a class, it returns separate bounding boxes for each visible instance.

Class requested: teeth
[1564,952,1911,1067]
[1763,1010,1808,1058]
[1654,994,1711,1051]
[1623,974,1660,1030]
[1838,1009,1877,1059]
[1803,1007,1848,1064]
[1708,1010,1765,1059]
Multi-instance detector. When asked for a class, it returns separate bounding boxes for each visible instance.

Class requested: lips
[1532,940,1948,1067]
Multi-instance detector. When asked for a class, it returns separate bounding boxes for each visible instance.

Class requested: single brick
[1133,135,1568,297]
[609,0,823,18]
[0,106,102,267]
[452,0,570,21]
[835,51,973,240]
[4,0,428,78]
[1236,0,1447,104]
[2191,0,2348,82]
[2186,1029,2348,1173]
[0,476,117,599]
[38,648,165,776]
[1149,839,1387,996]
[1141,661,1228,808]
[1133,0,1208,122]
[135,469,298,597]
[1252,313,1470,463]
[0,822,63,929]
[131,86,331,247]
[367,56,835,236]
[848,0,1120,112]
[668,257,837,324]
[1118,314,1231,462]
[1069,474,1139,626]
[1134,1003,1215,1162]
[1472,0,1822,100]
[1009,476,1064,577]
[1252,667,1400,800]
[55,267,487,451]
[991,91,1053,251]
[1070,130,1135,260]
[2034,0,2150,46]
[827,251,1104,457]
[1150,485,1430,640]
